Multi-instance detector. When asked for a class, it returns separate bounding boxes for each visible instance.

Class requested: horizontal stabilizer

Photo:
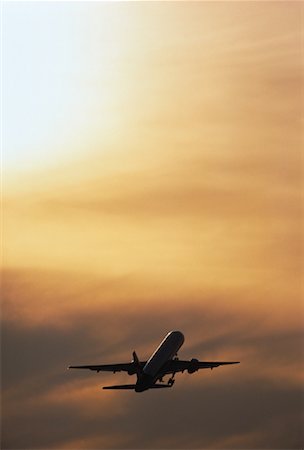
[149,384,172,388]
[103,384,137,390]
[102,384,172,390]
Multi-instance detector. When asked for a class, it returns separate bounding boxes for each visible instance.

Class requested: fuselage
[135,331,184,392]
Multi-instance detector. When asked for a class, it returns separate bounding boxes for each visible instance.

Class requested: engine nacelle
[127,367,137,375]
[127,361,137,375]
[188,358,199,374]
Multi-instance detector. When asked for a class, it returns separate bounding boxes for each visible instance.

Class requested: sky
[2,1,303,449]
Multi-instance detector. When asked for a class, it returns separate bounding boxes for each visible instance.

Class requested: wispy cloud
[3,1,302,449]
[2,266,303,449]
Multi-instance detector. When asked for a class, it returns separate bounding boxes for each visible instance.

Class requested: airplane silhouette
[69,330,239,392]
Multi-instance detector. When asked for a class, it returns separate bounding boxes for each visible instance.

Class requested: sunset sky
[2,2,303,449]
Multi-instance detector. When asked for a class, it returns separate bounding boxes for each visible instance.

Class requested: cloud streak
[2,266,303,449]
[3,2,303,449]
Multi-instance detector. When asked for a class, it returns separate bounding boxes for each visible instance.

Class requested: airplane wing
[163,359,240,374]
[69,362,146,373]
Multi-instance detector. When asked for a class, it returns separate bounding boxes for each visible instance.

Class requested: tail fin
[132,351,139,365]
[132,351,142,379]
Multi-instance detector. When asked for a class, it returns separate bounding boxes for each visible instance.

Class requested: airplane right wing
[164,359,240,374]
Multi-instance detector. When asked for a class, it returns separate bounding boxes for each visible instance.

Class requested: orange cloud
[2,2,303,449]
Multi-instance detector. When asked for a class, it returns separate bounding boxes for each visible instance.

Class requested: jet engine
[127,366,137,375]
[188,358,199,374]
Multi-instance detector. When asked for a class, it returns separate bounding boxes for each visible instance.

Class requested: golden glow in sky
[4,1,301,313]
[4,2,138,171]
[2,2,303,449]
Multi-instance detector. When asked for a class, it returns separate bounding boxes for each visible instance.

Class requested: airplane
[69,330,239,392]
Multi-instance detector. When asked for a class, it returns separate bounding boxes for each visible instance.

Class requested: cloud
[2,331,303,449]
[2,267,303,449]
[2,2,302,449]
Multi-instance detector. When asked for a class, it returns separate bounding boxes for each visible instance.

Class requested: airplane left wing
[163,359,240,374]
[69,362,146,373]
